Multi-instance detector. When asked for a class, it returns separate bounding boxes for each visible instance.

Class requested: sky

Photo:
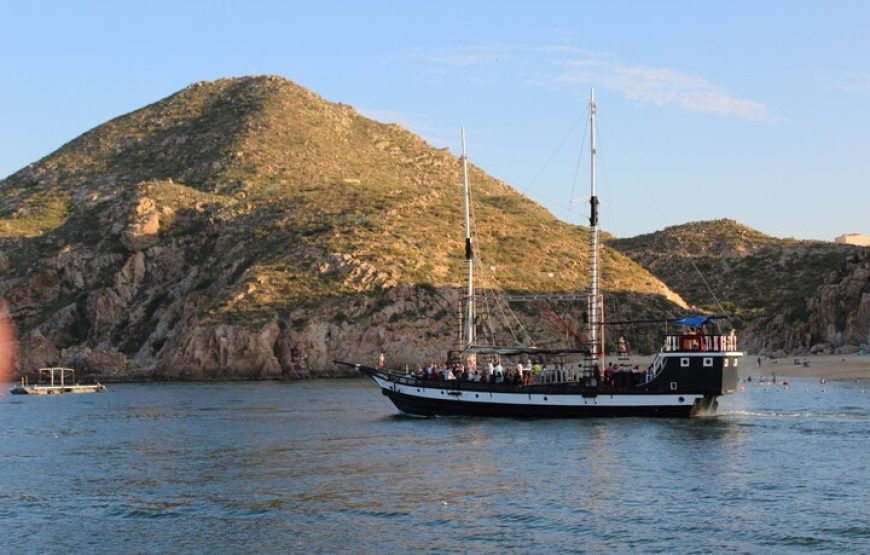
[2,0,869,241]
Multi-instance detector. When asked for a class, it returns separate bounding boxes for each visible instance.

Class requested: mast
[588,89,601,368]
[461,128,475,353]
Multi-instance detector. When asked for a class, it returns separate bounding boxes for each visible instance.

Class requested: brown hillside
[0,76,686,379]
[610,219,869,354]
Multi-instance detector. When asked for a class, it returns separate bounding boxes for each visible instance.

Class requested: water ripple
[0,378,868,554]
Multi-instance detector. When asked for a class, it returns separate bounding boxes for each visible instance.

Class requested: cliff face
[755,250,870,356]
[813,252,870,351]
[1,76,687,380]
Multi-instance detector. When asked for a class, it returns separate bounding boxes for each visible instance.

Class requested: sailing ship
[338,90,742,417]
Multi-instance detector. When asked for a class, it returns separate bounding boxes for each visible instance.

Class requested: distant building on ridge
[834,233,870,247]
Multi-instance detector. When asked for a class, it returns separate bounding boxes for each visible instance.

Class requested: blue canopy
[672,316,711,328]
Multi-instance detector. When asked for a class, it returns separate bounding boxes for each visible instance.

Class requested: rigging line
[480,267,527,346]
[504,109,592,349]
[606,131,733,326]
[676,245,731,313]
[466,146,584,350]
[483,164,580,221]
[479,293,497,346]
[467,184,530,346]
[469,230,500,345]
[467,146,586,224]
[568,112,589,217]
[594,116,618,237]
[482,271,528,346]
[499,296,524,345]
[521,110,587,196]
[468,246,519,347]
[473,256,523,346]
[460,153,519,347]
[572,104,615,234]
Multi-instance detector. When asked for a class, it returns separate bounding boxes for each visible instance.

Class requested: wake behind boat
[339,90,742,417]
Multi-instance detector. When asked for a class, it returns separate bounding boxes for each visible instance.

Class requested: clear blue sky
[3,0,869,240]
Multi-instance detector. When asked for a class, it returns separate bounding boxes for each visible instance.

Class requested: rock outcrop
[779,251,870,353]
[121,194,161,252]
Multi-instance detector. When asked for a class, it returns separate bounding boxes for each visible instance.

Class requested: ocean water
[1,377,868,554]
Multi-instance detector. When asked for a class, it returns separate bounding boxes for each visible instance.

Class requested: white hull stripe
[374,376,701,408]
[659,351,744,358]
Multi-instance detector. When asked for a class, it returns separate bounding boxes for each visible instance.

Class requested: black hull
[384,388,698,418]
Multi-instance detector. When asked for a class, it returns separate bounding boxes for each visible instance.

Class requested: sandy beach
[744,353,870,380]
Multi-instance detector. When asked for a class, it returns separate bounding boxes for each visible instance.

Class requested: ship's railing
[662,334,738,353]
[385,371,420,386]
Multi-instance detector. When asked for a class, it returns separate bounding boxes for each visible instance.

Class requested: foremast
[587,89,602,369]
[461,128,475,355]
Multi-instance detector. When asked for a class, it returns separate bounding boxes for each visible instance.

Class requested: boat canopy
[672,316,712,328]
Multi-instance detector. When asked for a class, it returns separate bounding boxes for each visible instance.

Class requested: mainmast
[587,89,601,368]
[461,128,475,353]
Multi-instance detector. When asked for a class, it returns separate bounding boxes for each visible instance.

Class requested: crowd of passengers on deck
[409,359,655,388]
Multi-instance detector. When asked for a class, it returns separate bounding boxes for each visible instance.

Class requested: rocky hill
[609,220,870,355]
[0,76,689,380]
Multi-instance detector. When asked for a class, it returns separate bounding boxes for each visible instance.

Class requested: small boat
[9,367,107,395]
[338,90,743,417]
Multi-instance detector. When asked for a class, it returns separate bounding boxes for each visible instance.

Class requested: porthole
[678,396,685,403]
[723,359,729,367]
[703,358,713,367]
[670,382,678,391]
[680,358,690,367]
[733,359,739,367]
